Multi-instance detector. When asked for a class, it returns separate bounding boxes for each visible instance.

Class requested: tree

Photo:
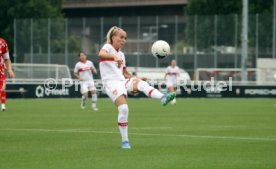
[186,0,272,15]
[0,0,72,62]
[0,0,63,43]
[185,0,273,53]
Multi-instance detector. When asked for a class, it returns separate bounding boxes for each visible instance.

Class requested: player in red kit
[0,38,15,111]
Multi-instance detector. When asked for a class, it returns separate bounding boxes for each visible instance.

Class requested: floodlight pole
[241,0,248,82]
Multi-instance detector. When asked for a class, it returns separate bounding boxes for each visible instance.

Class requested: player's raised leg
[129,78,176,106]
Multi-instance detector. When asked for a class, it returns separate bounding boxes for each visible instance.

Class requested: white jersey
[99,43,126,82]
[165,66,180,84]
[74,60,95,82]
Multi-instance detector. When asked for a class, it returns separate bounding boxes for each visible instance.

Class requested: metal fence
[13,14,275,77]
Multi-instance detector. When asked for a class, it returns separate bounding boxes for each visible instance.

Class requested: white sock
[91,94,97,108]
[171,98,176,104]
[137,80,163,99]
[118,104,129,142]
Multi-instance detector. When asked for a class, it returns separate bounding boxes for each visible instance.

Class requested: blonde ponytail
[106,26,120,44]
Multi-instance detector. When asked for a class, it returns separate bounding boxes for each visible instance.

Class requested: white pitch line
[222,125,248,128]
[131,127,172,130]
[1,128,276,142]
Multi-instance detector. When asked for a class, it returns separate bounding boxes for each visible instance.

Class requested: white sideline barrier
[127,67,191,82]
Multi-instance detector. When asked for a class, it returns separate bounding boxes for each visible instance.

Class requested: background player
[98,26,175,149]
[74,52,98,111]
[0,38,15,111]
[165,60,180,105]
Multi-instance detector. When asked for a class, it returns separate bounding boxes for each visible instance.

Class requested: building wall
[63,0,187,17]
[63,0,187,8]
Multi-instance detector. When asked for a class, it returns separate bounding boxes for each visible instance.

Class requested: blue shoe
[121,141,131,149]
[161,93,176,106]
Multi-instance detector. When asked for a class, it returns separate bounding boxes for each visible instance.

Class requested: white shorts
[166,80,177,88]
[104,78,135,102]
[80,80,96,94]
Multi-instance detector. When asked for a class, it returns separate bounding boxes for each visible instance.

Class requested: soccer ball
[151,40,170,59]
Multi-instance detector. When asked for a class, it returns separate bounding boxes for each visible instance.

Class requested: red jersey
[0,38,10,75]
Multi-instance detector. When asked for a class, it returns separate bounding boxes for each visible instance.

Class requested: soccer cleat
[161,92,176,106]
[121,141,131,149]
[170,98,176,105]
[81,100,86,109]
[1,105,6,111]
[92,107,99,111]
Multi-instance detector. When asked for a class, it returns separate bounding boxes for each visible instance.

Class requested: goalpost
[7,63,71,84]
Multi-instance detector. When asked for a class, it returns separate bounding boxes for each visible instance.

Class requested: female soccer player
[165,60,180,105]
[74,52,98,111]
[0,38,15,111]
[98,26,175,149]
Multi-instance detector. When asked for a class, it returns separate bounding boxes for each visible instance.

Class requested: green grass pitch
[0,98,276,169]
